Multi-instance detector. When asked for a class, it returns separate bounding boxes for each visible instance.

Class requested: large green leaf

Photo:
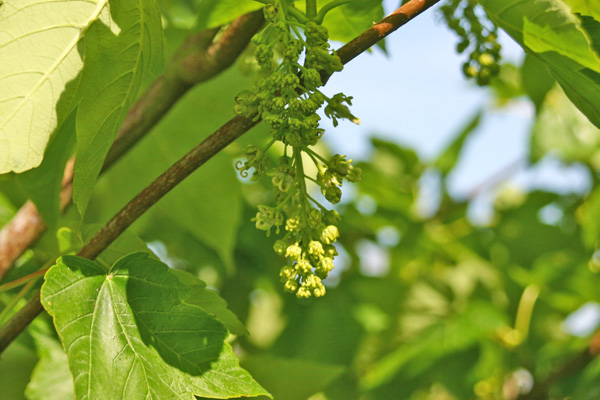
[71,0,164,219]
[0,0,164,221]
[521,54,556,111]
[0,0,105,173]
[41,252,269,399]
[479,0,599,71]
[480,0,600,128]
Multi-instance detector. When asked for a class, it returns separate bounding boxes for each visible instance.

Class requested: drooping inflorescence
[235,1,361,298]
[440,0,502,85]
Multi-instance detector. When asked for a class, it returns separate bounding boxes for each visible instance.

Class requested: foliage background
[1,0,600,399]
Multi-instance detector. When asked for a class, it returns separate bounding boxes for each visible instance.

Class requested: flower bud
[322,225,339,244]
[308,241,324,257]
[323,210,341,226]
[295,259,312,274]
[280,265,297,281]
[273,240,287,255]
[285,244,302,261]
[284,279,298,293]
[324,186,342,204]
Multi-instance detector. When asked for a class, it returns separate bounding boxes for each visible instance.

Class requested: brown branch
[0,0,438,353]
[0,10,265,282]
[335,0,440,65]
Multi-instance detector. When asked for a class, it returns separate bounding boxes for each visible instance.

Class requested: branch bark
[0,0,440,354]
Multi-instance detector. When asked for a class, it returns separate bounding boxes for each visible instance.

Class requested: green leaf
[170,269,249,336]
[196,0,263,29]
[480,0,600,72]
[580,186,600,248]
[0,1,104,173]
[41,252,269,399]
[480,0,600,128]
[530,86,600,165]
[72,0,164,219]
[321,0,385,44]
[433,111,482,177]
[241,356,345,400]
[360,303,507,390]
[25,321,74,400]
[563,0,600,21]
[521,54,556,111]
[16,109,77,228]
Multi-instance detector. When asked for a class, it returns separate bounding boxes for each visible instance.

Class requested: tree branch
[0,10,265,282]
[0,0,439,354]
[335,0,440,65]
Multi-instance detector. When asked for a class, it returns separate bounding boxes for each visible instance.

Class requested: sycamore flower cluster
[235,2,361,298]
[440,0,501,86]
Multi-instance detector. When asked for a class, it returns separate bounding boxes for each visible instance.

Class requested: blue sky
[318,0,590,205]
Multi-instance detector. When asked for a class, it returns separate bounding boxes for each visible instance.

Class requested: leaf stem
[0,268,48,293]
[0,280,37,325]
[306,0,317,19]
[315,0,357,24]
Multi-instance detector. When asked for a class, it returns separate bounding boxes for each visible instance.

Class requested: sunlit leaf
[0,0,107,173]
[480,0,600,128]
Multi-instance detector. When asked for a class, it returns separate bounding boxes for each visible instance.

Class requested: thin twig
[0,0,440,354]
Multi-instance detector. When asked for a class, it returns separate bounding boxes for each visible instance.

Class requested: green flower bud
[478,53,494,67]
[295,259,312,274]
[285,244,302,261]
[308,208,322,227]
[284,279,298,293]
[324,244,338,258]
[324,186,342,204]
[273,240,287,255]
[346,165,362,183]
[312,284,326,297]
[302,68,322,90]
[318,257,334,274]
[296,285,311,298]
[322,225,339,244]
[252,205,284,236]
[263,4,278,22]
[308,241,324,257]
[285,217,301,232]
[280,265,297,281]
[323,210,341,226]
